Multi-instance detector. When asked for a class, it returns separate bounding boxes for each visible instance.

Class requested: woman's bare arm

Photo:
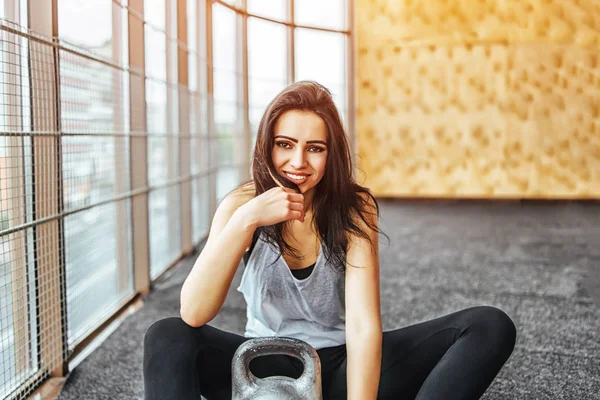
[180,189,255,327]
[345,194,383,399]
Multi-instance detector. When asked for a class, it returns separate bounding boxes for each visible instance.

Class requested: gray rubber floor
[58,200,600,399]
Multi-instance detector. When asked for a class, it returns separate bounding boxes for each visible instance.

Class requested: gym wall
[356,0,600,198]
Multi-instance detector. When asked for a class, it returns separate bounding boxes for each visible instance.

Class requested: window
[58,0,112,54]
[213,3,244,201]
[0,0,353,397]
[247,0,287,22]
[58,0,134,347]
[295,0,346,30]
[144,0,181,279]
[144,0,166,30]
[213,4,238,134]
[219,0,241,6]
[248,17,288,145]
[295,28,348,122]
[188,0,210,243]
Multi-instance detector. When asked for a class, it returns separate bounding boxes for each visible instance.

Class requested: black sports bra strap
[243,229,260,266]
[249,229,259,254]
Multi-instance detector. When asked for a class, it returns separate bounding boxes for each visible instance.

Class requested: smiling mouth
[283,171,310,184]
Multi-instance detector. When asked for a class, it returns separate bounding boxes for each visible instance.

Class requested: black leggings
[143,306,516,400]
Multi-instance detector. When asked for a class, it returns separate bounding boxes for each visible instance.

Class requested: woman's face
[271,109,328,196]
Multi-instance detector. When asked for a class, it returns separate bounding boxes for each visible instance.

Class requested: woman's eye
[276,142,324,152]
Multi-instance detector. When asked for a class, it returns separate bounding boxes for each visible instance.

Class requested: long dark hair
[237,80,388,272]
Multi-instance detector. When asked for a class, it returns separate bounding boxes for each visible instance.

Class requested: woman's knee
[144,316,203,354]
[467,306,517,352]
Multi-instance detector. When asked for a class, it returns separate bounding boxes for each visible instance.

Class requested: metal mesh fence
[1,12,137,398]
[2,18,62,400]
[0,0,352,398]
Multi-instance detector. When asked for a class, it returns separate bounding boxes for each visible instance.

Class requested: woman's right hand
[239,187,305,228]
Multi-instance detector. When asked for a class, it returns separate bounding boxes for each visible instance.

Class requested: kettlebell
[231,337,322,400]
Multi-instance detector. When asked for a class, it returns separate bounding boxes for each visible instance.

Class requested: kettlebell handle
[232,337,321,390]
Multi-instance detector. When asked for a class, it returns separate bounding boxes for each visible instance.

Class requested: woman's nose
[290,148,307,168]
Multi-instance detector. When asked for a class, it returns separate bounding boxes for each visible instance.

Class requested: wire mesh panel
[1,18,59,400]
[57,8,135,350]
[59,50,135,346]
[1,7,135,398]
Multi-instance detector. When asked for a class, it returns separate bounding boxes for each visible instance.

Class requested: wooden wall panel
[356,0,600,198]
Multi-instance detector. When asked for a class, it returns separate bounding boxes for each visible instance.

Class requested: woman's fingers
[287,201,304,211]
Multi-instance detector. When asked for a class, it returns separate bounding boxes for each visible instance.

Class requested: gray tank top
[236,232,346,350]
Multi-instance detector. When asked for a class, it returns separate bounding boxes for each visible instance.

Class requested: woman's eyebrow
[274,135,327,146]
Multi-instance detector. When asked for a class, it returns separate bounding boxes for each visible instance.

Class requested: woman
[143,81,516,399]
